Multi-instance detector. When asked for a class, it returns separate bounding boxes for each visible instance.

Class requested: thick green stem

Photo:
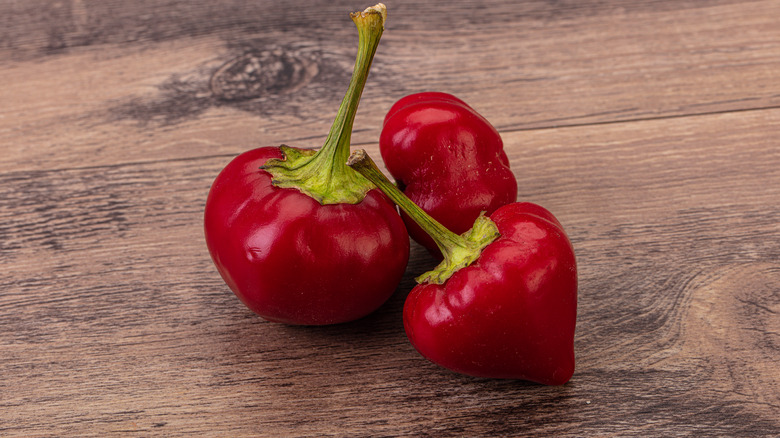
[348,150,500,285]
[317,4,385,176]
[261,4,386,205]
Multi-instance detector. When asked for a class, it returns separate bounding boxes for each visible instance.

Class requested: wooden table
[2,1,778,436]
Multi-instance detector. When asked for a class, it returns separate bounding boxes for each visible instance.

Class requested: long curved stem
[316,4,386,174]
[348,149,500,284]
[260,4,387,205]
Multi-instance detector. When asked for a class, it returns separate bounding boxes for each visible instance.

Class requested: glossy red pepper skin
[379,92,518,257]
[403,202,577,384]
[204,146,410,325]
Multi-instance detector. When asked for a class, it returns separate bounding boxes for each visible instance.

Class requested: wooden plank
[0,0,747,56]
[2,0,780,172]
[1,108,777,436]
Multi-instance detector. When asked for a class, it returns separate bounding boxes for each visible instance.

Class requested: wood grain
[2,1,780,171]
[1,0,779,436]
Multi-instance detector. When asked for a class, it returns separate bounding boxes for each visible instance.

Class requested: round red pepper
[379,92,518,257]
[349,150,577,384]
[204,4,410,325]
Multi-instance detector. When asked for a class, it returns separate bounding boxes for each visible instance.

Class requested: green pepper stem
[317,4,386,174]
[260,4,386,205]
[347,149,465,254]
[348,150,500,284]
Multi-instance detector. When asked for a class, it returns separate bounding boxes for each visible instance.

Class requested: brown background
[1,0,778,436]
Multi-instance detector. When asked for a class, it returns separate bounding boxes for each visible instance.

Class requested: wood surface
[1,0,778,436]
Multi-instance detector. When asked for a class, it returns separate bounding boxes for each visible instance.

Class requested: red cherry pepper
[204,4,410,325]
[379,92,518,257]
[349,150,577,384]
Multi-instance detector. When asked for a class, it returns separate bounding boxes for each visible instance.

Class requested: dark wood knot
[210,48,318,101]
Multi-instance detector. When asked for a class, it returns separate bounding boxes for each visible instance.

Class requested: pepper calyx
[415,214,499,285]
[261,145,372,205]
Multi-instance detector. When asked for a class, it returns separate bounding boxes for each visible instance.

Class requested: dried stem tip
[352,3,387,29]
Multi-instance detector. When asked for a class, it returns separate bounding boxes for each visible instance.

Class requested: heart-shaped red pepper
[403,202,577,384]
[349,150,577,384]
